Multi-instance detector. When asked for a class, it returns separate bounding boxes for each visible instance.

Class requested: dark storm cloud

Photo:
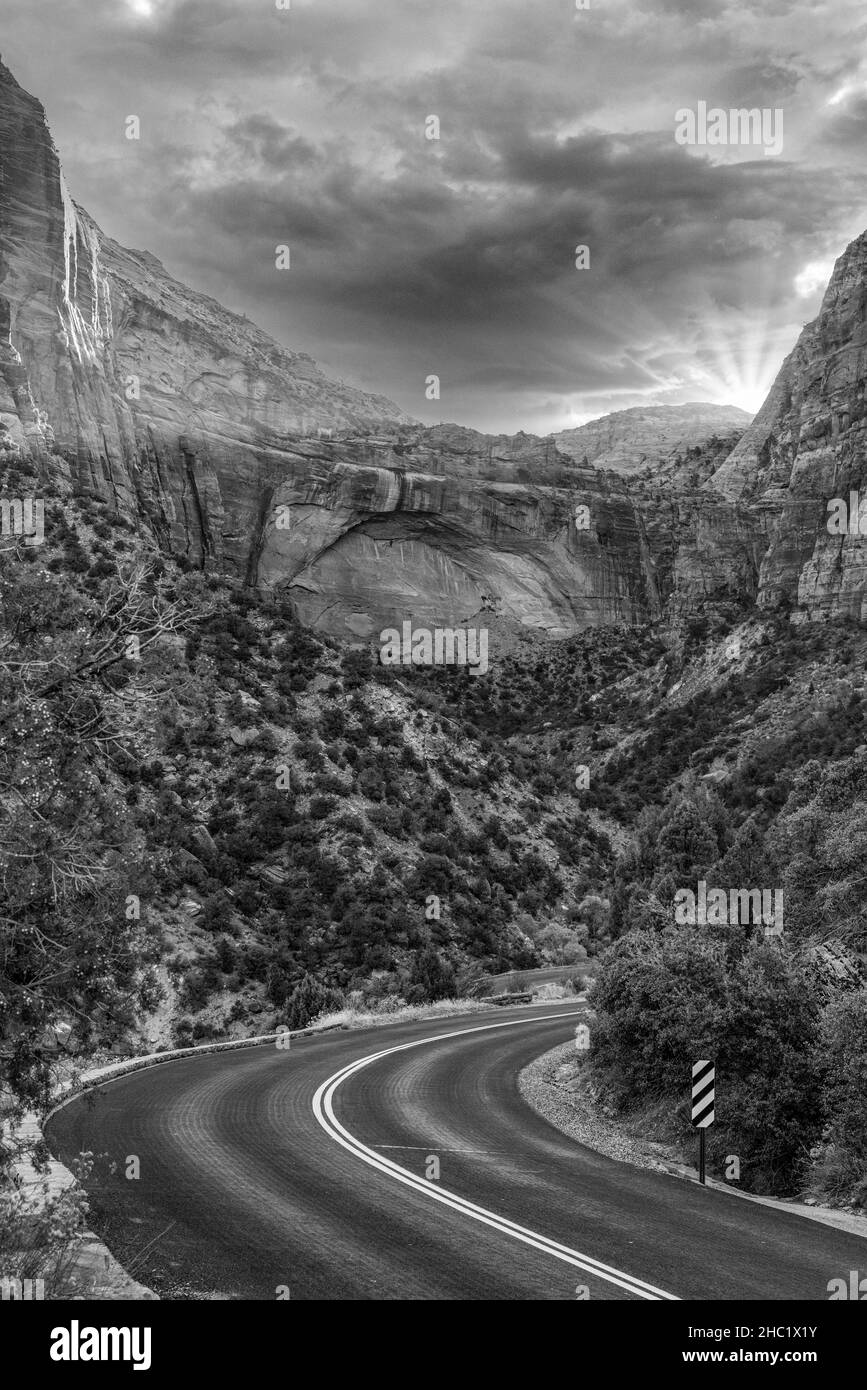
[225,117,318,172]
[0,0,865,431]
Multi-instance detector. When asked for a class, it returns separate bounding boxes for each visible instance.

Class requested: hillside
[1,53,866,1211]
[554,402,752,475]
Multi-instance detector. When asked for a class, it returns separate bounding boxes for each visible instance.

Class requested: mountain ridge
[1,55,866,634]
[554,402,752,476]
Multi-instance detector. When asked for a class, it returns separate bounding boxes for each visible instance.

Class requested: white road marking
[312,1012,680,1300]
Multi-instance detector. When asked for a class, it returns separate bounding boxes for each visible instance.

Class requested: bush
[406,946,456,1004]
[591,927,823,1192]
[284,973,345,1029]
[0,1150,89,1296]
[814,991,867,1204]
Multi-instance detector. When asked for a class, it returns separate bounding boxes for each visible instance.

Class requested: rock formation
[257,424,764,639]
[710,232,867,622]
[0,57,411,576]
[554,403,752,476]
[2,55,865,638]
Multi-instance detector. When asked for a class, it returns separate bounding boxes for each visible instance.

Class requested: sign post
[691,1059,715,1185]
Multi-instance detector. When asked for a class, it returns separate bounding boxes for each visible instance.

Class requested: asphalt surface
[46,1004,867,1300]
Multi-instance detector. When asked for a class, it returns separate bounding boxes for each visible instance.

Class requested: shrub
[406,947,456,1004]
[284,973,345,1029]
[814,991,867,1204]
[591,927,823,1193]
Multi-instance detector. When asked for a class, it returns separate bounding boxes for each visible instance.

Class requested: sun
[718,383,768,416]
[794,260,834,300]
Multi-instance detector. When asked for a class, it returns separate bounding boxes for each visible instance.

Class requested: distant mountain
[554,403,752,475]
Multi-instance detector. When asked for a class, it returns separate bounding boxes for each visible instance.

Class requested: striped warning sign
[691,1059,715,1127]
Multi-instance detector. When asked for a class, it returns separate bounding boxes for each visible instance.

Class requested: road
[483,964,594,990]
[46,1004,865,1300]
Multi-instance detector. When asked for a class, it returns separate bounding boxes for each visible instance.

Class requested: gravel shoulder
[519,1039,867,1241]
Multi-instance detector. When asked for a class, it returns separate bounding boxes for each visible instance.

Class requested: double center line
[312,1012,680,1300]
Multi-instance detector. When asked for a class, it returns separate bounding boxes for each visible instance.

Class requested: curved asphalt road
[47,1004,865,1300]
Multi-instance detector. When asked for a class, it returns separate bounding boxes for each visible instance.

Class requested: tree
[815,991,867,1203]
[590,925,824,1193]
[652,801,720,897]
[407,947,456,1003]
[766,749,867,946]
[284,973,344,1029]
[590,927,729,1108]
[0,557,195,1109]
[712,815,771,889]
[717,940,823,1192]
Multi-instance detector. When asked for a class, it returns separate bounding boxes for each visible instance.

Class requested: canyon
[1,56,865,640]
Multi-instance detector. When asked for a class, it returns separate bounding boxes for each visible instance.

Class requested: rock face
[0,57,411,574]
[2,56,866,638]
[711,232,867,621]
[258,424,764,639]
[554,403,752,476]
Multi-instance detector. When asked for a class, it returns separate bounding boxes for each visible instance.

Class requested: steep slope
[2,55,865,1221]
[0,58,762,639]
[554,403,751,475]
[0,57,411,574]
[258,423,764,640]
[3,55,867,638]
[711,230,867,621]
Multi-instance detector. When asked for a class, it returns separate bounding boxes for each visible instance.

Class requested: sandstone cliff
[0,57,411,575]
[2,55,864,639]
[257,423,765,639]
[710,231,867,621]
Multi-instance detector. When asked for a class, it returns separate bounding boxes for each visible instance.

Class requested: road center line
[311,1012,680,1300]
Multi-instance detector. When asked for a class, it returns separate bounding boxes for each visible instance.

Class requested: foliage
[284,973,345,1029]
[590,927,825,1193]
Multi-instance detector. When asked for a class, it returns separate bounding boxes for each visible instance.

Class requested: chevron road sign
[691,1060,715,1127]
[691,1060,715,1185]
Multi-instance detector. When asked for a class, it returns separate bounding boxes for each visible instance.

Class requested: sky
[1,0,866,433]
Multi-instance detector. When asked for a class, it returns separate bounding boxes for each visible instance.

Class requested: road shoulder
[519,1039,867,1241]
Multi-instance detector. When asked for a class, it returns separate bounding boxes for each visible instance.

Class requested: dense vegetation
[1,456,865,1206]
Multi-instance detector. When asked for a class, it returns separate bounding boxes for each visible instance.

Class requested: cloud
[0,0,865,431]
